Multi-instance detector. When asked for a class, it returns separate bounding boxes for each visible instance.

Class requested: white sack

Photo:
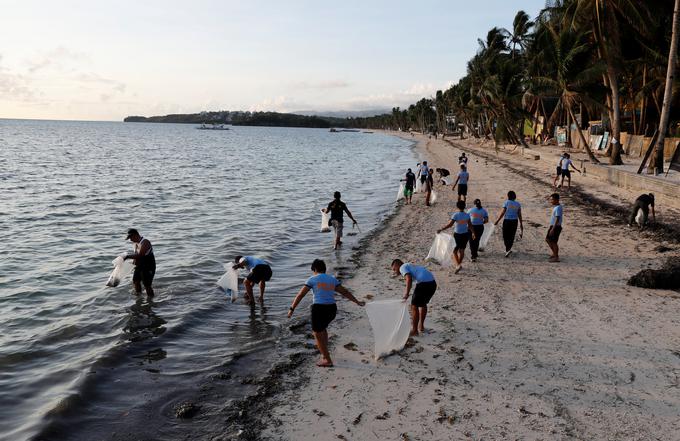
[365,299,411,359]
[106,254,134,287]
[425,233,454,267]
[441,176,452,186]
[430,189,438,204]
[635,210,644,226]
[320,209,331,232]
[217,265,239,301]
[396,182,405,201]
[478,223,495,251]
[415,178,422,193]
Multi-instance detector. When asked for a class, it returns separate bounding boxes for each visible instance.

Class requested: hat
[126,228,139,239]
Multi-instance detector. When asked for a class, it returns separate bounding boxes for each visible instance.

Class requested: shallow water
[0,120,415,440]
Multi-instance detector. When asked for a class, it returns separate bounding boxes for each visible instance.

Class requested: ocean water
[0,120,415,440]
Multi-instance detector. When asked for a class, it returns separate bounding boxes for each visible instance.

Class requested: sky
[0,0,546,121]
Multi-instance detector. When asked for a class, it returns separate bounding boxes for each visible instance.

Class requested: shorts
[133,265,155,286]
[546,225,562,243]
[458,184,468,196]
[556,166,562,176]
[412,281,437,307]
[454,232,470,250]
[404,186,413,197]
[330,219,344,238]
[246,264,272,283]
[311,303,337,332]
[562,169,571,178]
[420,175,427,184]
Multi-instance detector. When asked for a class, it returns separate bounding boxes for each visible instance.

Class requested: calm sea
[0,120,415,440]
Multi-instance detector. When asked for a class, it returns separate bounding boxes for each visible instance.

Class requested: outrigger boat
[196,123,230,130]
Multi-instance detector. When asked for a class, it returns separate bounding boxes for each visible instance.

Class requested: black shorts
[556,166,562,176]
[458,184,468,196]
[546,225,562,242]
[562,169,571,178]
[311,303,337,332]
[420,175,427,184]
[246,264,272,283]
[412,281,437,307]
[133,265,155,285]
[454,232,470,250]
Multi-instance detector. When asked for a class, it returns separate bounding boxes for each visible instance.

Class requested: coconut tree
[503,10,535,59]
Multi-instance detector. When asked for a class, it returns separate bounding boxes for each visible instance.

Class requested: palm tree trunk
[568,105,599,163]
[607,68,624,165]
[654,0,680,174]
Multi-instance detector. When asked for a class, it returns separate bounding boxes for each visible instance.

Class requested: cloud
[290,80,350,90]
[0,55,36,102]
[26,46,91,73]
[75,72,126,93]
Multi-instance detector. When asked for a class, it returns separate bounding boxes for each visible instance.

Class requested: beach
[260,133,680,440]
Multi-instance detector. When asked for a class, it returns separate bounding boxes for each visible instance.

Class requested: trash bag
[425,233,454,267]
[396,182,405,201]
[320,209,331,233]
[106,254,134,287]
[635,210,644,226]
[217,265,239,301]
[430,189,438,204]
[415,178,422,193]
[365,299,411,359]
[478,223,495,251]
[441,176,452,186]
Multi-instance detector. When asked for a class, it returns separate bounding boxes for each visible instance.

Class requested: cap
[126,228,139,239]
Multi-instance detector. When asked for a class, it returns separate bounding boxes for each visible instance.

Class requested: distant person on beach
[459,153,468,165]
[288,259,365,367]
[467,199,489,262]
[553,152,566,188]
[494,191,524,257]
[233,255,273,304]
[558,153,581,190]
[324,192,357,249]
[401,168,416,204]
[452,163,470,202]
[546,193,563,262]
[418,161,430,186]
[628,193,656,229]
[124,228,156,296]
[425,170,434,206]
[437,200,474,273]
[391,259,437,336]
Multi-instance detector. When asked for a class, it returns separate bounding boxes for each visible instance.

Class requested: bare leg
[143,282,154,297]
[244,279,255,304]
[410,305,419,336]
[418,306,427,333]
[258,281,266,303]
[313,330,333,366]
[133,280,142,294]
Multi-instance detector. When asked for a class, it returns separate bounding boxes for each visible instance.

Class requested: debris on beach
[174,401,200,419]
[628,257,680,290]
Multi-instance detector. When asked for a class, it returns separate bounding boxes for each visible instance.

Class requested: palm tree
[503,10,535,59]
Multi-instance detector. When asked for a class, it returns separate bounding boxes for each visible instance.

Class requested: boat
[196,123,230,130]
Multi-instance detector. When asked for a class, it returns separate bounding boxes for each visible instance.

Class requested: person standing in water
[437,200,473,273]
[494,191,524,257]
[452,163,470,203]
[324,191,357,250]
[124,228,156,297]
[233,255,273,304]
[401,168,416,205]
[467,199,489,262]
[391,259,437,336]
[546,193,563,262]
[288,259,365,367]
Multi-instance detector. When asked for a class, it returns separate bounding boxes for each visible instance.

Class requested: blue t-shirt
[241,256,266,270]
[550,204,563,226]
[399,263,435,283]
[502,200,521,220]
[420,165,429,176]
[451,211,471,234]
[467,207,488,226]
[305,273,340,304]
[458,171,469,185]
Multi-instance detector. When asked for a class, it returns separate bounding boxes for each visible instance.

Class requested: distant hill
[124,110,349,128]
[292,109,392,118]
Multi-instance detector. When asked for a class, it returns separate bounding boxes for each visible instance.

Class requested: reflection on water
[123,297,167,343]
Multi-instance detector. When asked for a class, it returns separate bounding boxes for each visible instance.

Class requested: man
[558,153,581,190]
[401,168,416,205]
[325,192,357,249]
[546,193,563,262]
[553,152,565,188]
[233,255,273,304]
[628,193,656,229]
[391,259,437,336]
[124,228,155,297]
[417,161,430,187]
[458,152,468,165]
[451,163,470,202]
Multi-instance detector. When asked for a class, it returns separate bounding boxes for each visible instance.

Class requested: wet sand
[260,133,680,440]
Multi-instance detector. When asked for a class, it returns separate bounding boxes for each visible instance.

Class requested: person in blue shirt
[467,199,489,262]
[452,163,470,203]
[437,200,474,273]
[494,191,524,257]
[233,255,273,305]
[288,259,365,367]
[391,259,437,336]
[546,193,563,262]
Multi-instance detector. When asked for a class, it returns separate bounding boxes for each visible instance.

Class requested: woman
[425,171,434,206]
[288,259,365,367]
[467,199,489,262]
[494,191,523,257]
[437,200,474,273]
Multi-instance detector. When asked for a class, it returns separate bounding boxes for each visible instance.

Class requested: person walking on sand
[467,199,489,262]
[391,259,437,336]
[324,192,357,249]
[233,255,273,304]
[417,161,430,188]
[546,193,563,262]
[401,168,416,205]
[288,259,365,367]
[494,191,524,257]
[627,193,656,229]
[451,163,470,203]
[558,153,581,190]
[124,228,156,297]
[425,170,434,206]
[437,200,474,273]
[553,152,565,188]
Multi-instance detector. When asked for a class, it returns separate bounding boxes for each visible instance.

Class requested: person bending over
[233,255,272,304]
[391,259,437,336]
[628,193,656,230]
[124,228,155,297]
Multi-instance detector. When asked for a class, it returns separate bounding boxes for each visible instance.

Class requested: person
[324,192,357,249]
[124,228,156,296]
[417,161,430,187]
[391,259,437,336]
[467,199,489,262]
[451,163,470,202]
[288,259,365,367]
[233,255,272,304]
[425,170,435,206]
[459,152,468,165]
[558,153,581,190]
[628,193,656,229]
[553,153,565,188]
[494,191,524,257]
[401,168,416,204]
[546,193,563,262]
[437,200,473,273]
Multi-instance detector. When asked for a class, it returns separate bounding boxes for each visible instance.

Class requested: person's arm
[570,162,581,173]
[494,208,507,225]
[343,206,357,224]
[232,260,246,270]
[124,241,150,260]
[651,204,656,221]
[437,220,455,234]
[518,208,524,234]
[402,274,413,301]
[483,214,489,224]
[468,219,475,239]
[288,285,311,318]
[452,176,459,190]
[335,285,365,306]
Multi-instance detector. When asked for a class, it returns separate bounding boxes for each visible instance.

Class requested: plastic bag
[425,233,454,267]
[415,178,422,193]
[478,223,495,251]
[430,189,438,204]
[365,299,411,359]
[320,209,331,232]
[396,182,405,201]
[217,265,239,301]
[635,210,644,226]
[106,254,134,287]
[441,176,452,186]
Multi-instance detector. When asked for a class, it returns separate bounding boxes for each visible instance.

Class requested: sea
[0,119,415,440]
